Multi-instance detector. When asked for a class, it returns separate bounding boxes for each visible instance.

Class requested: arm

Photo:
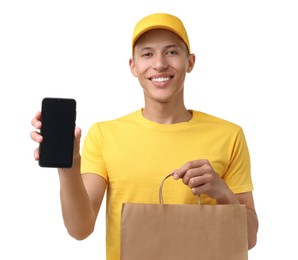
[173,159,258,250]
[58,167,106,240]
[235,192,258,250]
[31,112,107,240]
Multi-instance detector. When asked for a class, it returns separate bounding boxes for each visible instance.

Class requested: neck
[142,103,192,124]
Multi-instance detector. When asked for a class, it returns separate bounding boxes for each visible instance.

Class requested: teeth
[151,77,171,82]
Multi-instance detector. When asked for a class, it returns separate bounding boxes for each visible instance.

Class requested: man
[31,13,258,260]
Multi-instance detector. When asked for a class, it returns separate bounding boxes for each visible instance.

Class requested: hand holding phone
[39,97,76,168]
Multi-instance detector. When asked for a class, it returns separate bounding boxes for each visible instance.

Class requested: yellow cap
[132,13,190,55]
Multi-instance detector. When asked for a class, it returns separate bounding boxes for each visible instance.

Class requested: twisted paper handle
[159,173,201,205]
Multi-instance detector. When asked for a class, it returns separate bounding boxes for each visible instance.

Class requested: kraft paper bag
[120,174,248,260]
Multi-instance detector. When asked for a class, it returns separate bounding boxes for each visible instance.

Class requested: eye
[142,52,153,57]
[167,49,179,55]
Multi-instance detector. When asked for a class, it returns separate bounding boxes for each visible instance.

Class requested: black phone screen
[39,97,76,168]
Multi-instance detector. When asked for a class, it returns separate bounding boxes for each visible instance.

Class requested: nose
[152,54,168,71]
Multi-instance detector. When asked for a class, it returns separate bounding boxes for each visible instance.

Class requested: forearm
[246,207,258,250]
[58,157,95,240]
[216,187,258,250]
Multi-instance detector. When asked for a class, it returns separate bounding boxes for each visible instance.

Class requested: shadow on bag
[120,173,248,260]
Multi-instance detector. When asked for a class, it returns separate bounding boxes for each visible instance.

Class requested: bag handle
[159,173,201,205]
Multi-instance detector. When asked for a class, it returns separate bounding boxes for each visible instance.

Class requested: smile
[150,76,172,82]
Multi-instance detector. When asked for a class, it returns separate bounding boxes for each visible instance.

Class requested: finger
[33,147,40,161]
[183,163,214,185]
[188,174,212,188]
[191,183,211,196]
[31,111,42,128]
[30,130,43,143]
[74,127,81,139]
[73,127,82,155]
[173,159,209,180]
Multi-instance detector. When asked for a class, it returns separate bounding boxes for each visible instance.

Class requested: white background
[1,0,297,259]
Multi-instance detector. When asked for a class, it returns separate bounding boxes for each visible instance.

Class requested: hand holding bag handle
[121,173,248,260]
[159,173,201,205]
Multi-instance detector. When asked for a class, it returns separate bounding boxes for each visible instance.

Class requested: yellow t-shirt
[81,109,253,260]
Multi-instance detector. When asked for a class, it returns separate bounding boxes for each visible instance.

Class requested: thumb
[73,127,82,155]
[172,169,180,180]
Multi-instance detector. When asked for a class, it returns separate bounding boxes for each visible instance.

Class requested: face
[130,29,195,104]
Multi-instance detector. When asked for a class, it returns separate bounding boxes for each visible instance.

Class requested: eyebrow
[139,44,182,52]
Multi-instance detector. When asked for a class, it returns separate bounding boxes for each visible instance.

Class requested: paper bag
[120,174,248,260]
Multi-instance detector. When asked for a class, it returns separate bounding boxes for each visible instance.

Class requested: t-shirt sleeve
[223,128,253,194]
[81,122,108,181]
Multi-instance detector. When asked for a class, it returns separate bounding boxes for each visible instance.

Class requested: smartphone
[39,97,76,168]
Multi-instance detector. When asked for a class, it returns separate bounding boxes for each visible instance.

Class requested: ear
[129,58,138,77]
[186,54,196,73]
